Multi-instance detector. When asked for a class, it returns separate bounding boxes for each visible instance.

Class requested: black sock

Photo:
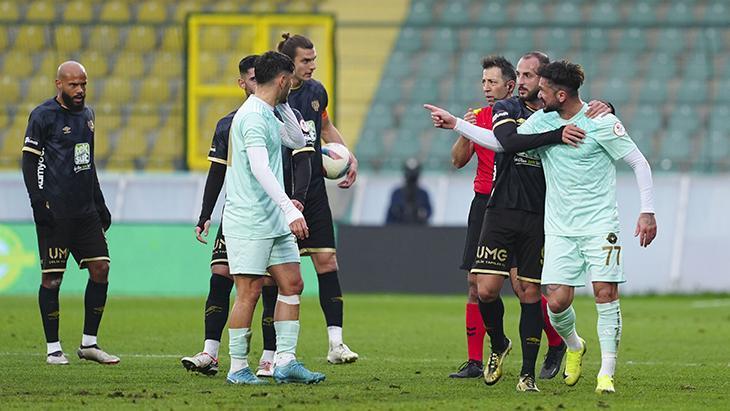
[317,271,343,327]
[478,297,507,353]
[83,279,109,338]
[261,285,278,351]
[39,285,60,343]
[519,302,543,377]
[204,274,233,341]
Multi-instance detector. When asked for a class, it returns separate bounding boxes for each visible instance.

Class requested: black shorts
[471,208,544,283]
[36,213,110,273]
[460,192,490,271]
[211,223,227,266]
[298,186,336,255]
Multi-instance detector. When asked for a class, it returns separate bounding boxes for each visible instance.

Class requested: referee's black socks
[479,296,509,353]
[204,274,233,342]
[83,279,109,337]
[519,301,543,377]
[317,271,343,327]
[39,285,60,343]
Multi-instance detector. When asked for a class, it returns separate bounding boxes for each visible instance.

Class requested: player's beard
[542,100,561,113]
[519,86,540,103]
[61,91,85,112]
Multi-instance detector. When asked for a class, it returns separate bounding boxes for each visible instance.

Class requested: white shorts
[226,234,300,275]
[541,232,626,287]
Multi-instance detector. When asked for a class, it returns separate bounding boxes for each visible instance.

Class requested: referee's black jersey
[22,97,99,218]
[488,96,545,215]
[287,78,329,189]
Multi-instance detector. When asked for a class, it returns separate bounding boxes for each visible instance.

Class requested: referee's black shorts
[470,208,544,284]
[460,192,490,271]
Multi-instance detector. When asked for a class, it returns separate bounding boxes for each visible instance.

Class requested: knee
[313,253,338,273]
[594,284,618,304]
[41,273,63,289]
[518,283,541,303]
[467,282,479,303]
[88,262,109,283]
[211,264,232,280]
[477,284,500,303]
[279,276,304,296]
[547,294,570,313]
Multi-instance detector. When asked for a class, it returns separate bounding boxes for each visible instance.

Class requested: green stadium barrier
[0,223,319,296]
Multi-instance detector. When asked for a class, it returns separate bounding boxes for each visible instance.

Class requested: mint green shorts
[226,234,300,275]
[541,233,626,287]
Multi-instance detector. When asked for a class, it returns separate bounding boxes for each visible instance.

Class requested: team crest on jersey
[311,100,320,112]
[607,233,618,244]
[62,126,71,134]
[613,122,626,137]
[73,142,91,173]
[87,120,94,132]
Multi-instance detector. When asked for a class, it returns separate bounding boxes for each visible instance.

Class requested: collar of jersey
[249,95,274,110]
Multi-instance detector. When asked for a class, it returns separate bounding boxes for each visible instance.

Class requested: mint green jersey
[518,103,637,236]
[223,96,289,240]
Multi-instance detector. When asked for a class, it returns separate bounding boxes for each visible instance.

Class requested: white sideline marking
[690,299,730,308]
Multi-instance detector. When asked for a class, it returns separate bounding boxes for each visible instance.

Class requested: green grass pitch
[1,294,728,409]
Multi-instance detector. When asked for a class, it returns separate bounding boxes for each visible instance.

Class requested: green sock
[228,328,251,372]
[274,320,300,366]
[596,300,621,376]
[548,305,582,351]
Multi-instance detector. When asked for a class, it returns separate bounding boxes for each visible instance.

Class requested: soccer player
[426,52,613,392]
[449,56,515,379]
[224,51,324,385]
[21,61,119,365]
[275,33,359,363]
[428,61,657,394]
[182,55,316,378]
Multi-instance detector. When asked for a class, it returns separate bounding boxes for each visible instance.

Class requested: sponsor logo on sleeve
[492,111,509,122]
[24,137,39,146]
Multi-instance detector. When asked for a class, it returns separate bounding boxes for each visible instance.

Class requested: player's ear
[507,80,516,95]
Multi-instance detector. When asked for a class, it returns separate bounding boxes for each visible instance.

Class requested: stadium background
[0,0,729,296]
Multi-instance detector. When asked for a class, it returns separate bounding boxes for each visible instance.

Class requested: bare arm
[451,136,474,169]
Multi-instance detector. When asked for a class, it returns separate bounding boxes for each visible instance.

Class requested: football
[321,142,352,179]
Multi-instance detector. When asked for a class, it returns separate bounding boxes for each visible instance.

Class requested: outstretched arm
[623,148,657,247]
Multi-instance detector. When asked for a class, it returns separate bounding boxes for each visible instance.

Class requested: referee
[21,61,119,366]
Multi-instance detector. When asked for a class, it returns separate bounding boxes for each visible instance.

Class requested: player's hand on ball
[194,218,211,244]
[290,217,309,240]
[562,124,586,147]
[424,104,457,129]
[292,199,304,212]
[464,108,477,125]
[338,154,358,189]
[634,212,657,247]
[586,100,612,118]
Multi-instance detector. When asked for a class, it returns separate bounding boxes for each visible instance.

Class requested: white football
[321,142,352,179]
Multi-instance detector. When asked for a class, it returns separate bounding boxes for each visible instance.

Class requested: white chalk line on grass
[1,352,726,367]
[690,299,730,308]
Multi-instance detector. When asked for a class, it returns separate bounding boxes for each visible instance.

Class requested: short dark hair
[537,60,585,96]
[277,33,314,60]
[238,54,259,76]
[254,51,294,84]
[521,51,550,68]
[482,55,516,82]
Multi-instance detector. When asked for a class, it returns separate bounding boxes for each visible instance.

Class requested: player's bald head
[56,61,87,80]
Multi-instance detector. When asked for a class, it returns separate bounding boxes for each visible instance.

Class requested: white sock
[81,334,97,347]
[230,357,248,373]
[204,339,220,359]
[47,341,62,355]
[275,352,296,367]
[260,350,275,363]
[564,330,582,351]
[599,352,617,377]
[327,326,343,346]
